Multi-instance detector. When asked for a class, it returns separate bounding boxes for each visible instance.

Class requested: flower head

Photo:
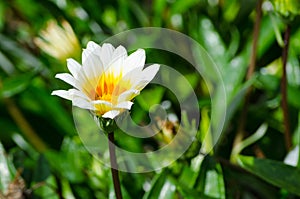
[52,42,160,119]
[34,20,81,61]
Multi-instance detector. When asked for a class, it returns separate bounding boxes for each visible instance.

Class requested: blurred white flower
[52,42,160,119]
[34,20,80,61]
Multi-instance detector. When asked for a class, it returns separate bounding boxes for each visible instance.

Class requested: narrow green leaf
[203,164,225,199]
[0,143,15,193]
[237,155,300,196]
[0,72,35,98]
[288,85,300,108]
[195,156,226,199]
[171,0,201,14]
[153,0,167,26]
[28,85,75,136]
[0,34,44,70]
[143,170,176,199]
[0,51,15,75]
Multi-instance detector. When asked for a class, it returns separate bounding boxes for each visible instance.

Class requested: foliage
[0,0,300,198]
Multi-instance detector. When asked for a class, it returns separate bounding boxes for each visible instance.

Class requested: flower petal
[123,49,145,75]
[107,45,127,75]
[55,73,79,89]
[117,89,140,102]
[72,97,93,110]
[92,100,113,114]
[116,101,133,109]
[133,64,160,90]
[100,43,115,66]
[92,100,112,106]
[112,45,127,60]
[82,41,101,62]
[69,89,91,100]
[86,41,102,54]
[82,51,104,85]
[67,58,81,78]
[102,110,120,119]
[51,90,72,100]
[52,88,90,102]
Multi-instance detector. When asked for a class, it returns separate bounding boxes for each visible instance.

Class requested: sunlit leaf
[143,171,176,199]
[238,155,300,196]
[0,143,15,193]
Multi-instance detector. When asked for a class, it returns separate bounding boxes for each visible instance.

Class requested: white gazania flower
[52,42,160,119]
[34,20,81,61]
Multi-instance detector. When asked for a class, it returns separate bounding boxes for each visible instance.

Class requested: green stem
[108,132,123,199]
[281,25,292,151]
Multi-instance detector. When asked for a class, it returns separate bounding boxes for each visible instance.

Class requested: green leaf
[203,164,225,199]
[32,155,50,182]
[0,142,15,192]
[44,137,91,183]
[195,156,226,199]
[153,0,167,26]
[237,155,300,196]
[0,2,5,30]
[143,171,176,199]
[178,166,198,188]
[0,34,44,70]
[0,72,35,98]
[271,0,300,20]
[288,85,300,108]
[198,17,228,67]
[0,50,15,75]
[33,175,59,199]
[26,85,75,136]
[171,0,201,14]
[136,87,165,111]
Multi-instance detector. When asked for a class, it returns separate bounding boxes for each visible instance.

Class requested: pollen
[95,71,130,104]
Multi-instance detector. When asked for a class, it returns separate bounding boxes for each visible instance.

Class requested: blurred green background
[0,0,300,198]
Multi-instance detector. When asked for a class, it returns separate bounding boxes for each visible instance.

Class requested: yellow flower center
[93,71,131,115]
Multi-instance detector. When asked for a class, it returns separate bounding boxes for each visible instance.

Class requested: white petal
[72,95,93,110]
[116,101,133,109]
[100,43,115,66]
[118,65,143,84]
[51,90,73,101]
[52,89,91,102]
[107,45,127,74]
[86,41,101,53]
[69,89,90,100]
[55,73,79,89]
[102,110,120,119]
[117,89,140,102]
[83,41,101,63]
[133,64,160,90]
[82,51,104,84]
[123,49,145,75]
[141,64,160,81]
[92,100,112,106]
[67,58,81,78]
[112,45,127,60]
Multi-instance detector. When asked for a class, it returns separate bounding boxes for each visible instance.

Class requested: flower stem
[281,25,292,151]
[108,132,123,199]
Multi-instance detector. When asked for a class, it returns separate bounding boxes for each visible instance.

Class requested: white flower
[52,42,160,119]
[34,20,81,61]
